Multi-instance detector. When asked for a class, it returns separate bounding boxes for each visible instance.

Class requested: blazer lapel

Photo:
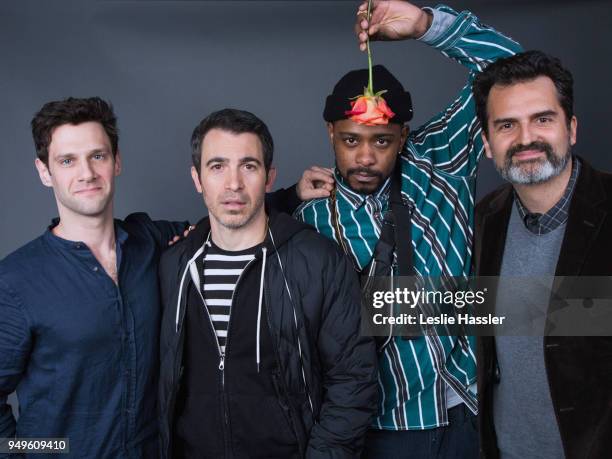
[555,160,607,276]
[477,185,514,276]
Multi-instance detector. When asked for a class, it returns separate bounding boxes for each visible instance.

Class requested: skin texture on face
[482,76,577,185]
[35,121,121,220]
[191,129,276,232]
[328,119,408,194]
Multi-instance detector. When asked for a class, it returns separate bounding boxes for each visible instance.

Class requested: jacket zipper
[195,257,257,455]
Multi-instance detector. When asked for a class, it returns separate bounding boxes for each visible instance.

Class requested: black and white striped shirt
[201,241,256,354]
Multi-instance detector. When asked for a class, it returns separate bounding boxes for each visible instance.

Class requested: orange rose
[345,95,395,126]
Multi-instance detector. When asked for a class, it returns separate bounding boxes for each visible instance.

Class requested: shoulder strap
[386,160,414,276]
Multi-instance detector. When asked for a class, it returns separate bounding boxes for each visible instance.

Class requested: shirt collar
[45,218,129,249]
[515,156,581,235]
[334,168,391,210]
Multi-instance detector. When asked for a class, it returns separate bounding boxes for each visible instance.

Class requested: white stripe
[460,36,516,55]
[204,268,244,276]
[203,283,235,291]
[204,298,232,306]
[435,15,470,48]
[392,340,411,427]
[205,254,255,261]
[210,314,229,322]
[424,338,440,426]
[349,210,373,258]
[409,340,426,390]
[216,329,228,337]
[383,348,400,429]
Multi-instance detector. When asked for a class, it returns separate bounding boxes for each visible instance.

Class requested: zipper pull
[219,355,225,371]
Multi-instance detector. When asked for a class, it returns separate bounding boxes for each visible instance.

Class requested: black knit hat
[323,65,413,123]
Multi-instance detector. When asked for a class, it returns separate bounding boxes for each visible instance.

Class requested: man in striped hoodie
[281,1,522,457]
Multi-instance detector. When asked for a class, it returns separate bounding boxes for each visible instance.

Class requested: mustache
[346,167,384,179]
[506,141,553,159]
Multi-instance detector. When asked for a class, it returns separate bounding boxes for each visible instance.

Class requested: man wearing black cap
[276,1,523,457]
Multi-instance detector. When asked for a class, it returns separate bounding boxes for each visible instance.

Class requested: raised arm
[357,1,523,176]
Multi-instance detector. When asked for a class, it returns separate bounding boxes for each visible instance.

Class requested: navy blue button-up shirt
[0,213,186,458]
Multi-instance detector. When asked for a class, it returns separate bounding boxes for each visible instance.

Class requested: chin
[349,181,380,195]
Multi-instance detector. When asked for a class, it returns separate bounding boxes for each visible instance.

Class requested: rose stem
[366,0,373,95]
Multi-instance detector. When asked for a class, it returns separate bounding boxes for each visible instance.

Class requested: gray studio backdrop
[1,0,611,259]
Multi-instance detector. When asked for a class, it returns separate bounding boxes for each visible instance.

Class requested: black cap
[323,65,413,123]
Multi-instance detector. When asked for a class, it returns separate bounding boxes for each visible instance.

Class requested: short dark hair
[191,108,274,173]
[31,97,119,166]
[472,50,574,136]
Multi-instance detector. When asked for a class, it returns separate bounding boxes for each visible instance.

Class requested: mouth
[222,200,247,209]
[74,187,103,195]
[512,150,546,161]
[353,172,379,183]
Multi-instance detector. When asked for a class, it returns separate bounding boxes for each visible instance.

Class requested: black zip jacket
[158,210,379,459]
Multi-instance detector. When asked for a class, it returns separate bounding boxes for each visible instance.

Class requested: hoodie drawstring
[256,247,267,372]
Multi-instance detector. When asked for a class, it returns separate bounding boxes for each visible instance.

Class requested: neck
[53,206,116,253]
[210,209,268,251]
[513,157,573,214]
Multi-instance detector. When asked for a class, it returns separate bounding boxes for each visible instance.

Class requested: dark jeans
[362,404,478,459]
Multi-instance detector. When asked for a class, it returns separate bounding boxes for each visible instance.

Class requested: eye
[210,164,223,171]
[60,158,73,166]
[375,138,390,147]
[537,116,552,124]
[343,136,358,146]
[244,163,258,171]
[93,153,105,160]
[498,122,513,131]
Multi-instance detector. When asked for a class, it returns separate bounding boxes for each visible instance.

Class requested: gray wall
[1,0,611,258]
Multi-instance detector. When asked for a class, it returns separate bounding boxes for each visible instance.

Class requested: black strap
[380,161,414,276]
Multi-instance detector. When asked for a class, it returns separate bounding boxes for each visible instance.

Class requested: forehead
[333,119,402,136]
[200,129,263,161]
[48,122,111,157]
[487,76,562,119]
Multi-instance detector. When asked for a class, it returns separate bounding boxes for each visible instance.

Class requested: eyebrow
[492,110,559,126]
[205,156,263,166]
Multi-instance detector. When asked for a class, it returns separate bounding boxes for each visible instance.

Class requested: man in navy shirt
[0,97,186,458]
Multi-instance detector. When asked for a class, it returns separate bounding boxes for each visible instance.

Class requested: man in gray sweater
[472,51,612,459]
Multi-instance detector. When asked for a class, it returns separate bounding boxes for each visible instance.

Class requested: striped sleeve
[408,5,523,177]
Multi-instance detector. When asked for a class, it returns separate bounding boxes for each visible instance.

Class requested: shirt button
[92,266,99,272]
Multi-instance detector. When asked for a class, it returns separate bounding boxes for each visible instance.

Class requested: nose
[355,144,376,167]
[78,158,97,182]
[225,167,244,191]
[517,123,536,146]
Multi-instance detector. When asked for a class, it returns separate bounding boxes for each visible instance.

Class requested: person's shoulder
[0,234,48,283]
[475,183,513,216]
[295,196,332,214]
[287,223,345,263]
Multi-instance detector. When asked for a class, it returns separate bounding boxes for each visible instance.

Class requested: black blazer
[474,157,612,459]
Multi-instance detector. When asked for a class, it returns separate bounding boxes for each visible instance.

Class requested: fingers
[306,166,334,184]
[297,166,335,201]
[355,2,369,51]
[302,187,332,200]
[168,235,180,246]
